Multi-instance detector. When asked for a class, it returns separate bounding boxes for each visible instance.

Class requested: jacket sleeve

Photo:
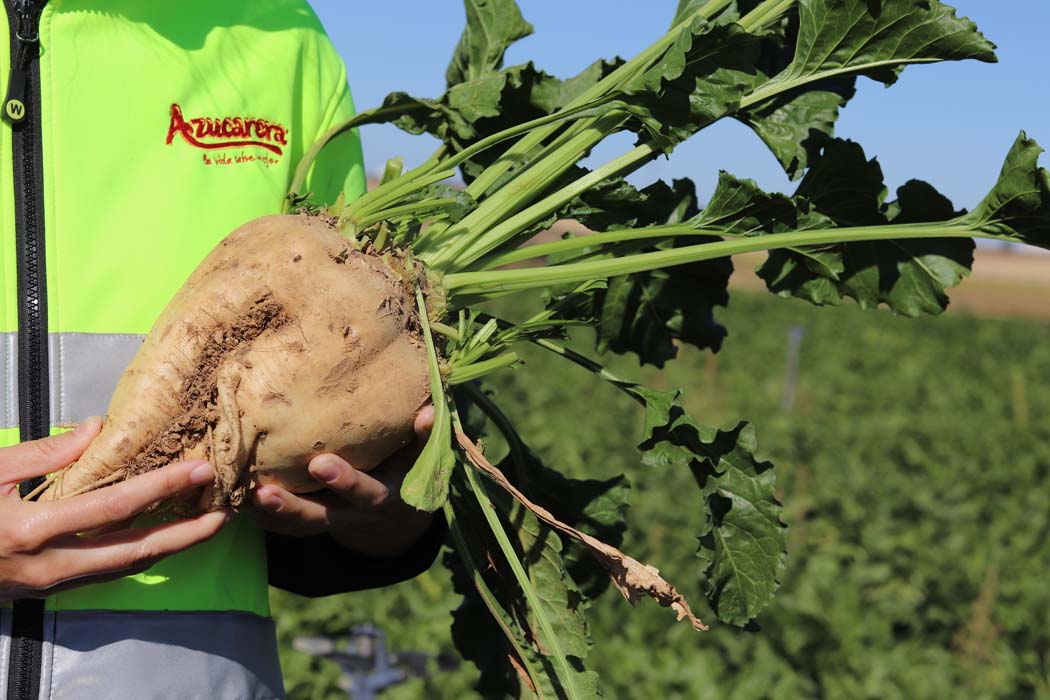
[299,63,368,207]
[266,514,447,597]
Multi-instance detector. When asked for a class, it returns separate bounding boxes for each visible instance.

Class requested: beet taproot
[42,214,430,507]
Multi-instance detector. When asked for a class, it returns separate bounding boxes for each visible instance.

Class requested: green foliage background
[273,291,1050,700]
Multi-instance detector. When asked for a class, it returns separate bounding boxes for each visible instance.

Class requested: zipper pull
[3,0,42,126]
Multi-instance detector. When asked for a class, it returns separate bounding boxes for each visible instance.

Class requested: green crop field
[274,291,1050,700]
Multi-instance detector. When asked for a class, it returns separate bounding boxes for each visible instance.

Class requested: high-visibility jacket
[0,3,437,699]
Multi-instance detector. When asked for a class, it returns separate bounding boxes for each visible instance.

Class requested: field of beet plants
[273,290,1050,700]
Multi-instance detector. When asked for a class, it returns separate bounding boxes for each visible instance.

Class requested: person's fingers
[413,405,435,442]
[80,514,139,537]
[31,460,215,539]
[248,484,330,536]
[11,566,154,599]
[0,417,103,486]
[308,454,389,508]
[19,510,228,593]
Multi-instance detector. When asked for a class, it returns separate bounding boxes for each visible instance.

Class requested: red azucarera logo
[165,103,289,156]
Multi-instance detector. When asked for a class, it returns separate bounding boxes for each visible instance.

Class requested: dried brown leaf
[507,652,537,694]
[456,429,708,631]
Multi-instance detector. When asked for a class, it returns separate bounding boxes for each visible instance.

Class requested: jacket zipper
[4,2,50,700]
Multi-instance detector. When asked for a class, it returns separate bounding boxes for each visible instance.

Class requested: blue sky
[310,1,1049,211]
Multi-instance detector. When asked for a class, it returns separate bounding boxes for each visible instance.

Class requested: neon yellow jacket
[0,2,388,698]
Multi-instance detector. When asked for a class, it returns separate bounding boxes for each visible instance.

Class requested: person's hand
[1,417,229,601]
[249,406,435,559]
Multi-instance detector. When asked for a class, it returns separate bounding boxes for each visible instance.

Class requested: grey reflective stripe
[0,608,10,698]
[0,332,144,430]
[0,610,284,700]
[48,333,146,427]
[1,335,16,430]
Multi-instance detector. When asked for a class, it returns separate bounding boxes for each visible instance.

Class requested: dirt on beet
[122,294,292,506]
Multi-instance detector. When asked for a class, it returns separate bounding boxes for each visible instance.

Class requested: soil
[728,248,1050,321]
[123,294,291,505]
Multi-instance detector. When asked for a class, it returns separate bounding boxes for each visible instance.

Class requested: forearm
[265,512,446,597]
